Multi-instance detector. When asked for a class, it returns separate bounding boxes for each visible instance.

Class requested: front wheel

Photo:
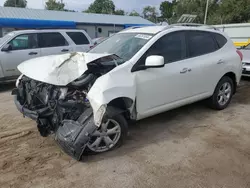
[208,76,234,110]
[86,113,128,154]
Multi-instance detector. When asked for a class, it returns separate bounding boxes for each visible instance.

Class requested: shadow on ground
[83,78,250,163]
[0,83,15,93]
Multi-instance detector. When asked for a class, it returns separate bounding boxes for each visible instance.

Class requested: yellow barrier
[234,39,250,47]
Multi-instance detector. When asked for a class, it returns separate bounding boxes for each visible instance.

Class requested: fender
[87,63,136,126]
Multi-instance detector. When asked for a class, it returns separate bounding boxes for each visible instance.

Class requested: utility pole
[204,0,209,24]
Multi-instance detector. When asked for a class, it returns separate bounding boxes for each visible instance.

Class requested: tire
[86,112,128,154]
[208,76,234,110]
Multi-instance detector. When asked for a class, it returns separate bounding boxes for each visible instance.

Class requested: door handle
[61,49,69,52]
[217,59,224,64]
[180,68,191,74]
[29,52,38,55]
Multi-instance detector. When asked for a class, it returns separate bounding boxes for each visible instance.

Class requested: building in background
[0,6,154,38]
[214,23,250,47]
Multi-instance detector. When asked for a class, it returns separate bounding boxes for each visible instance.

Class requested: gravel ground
[1,79,250,188]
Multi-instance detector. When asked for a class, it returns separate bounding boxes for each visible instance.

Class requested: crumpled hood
[18,52,112,86]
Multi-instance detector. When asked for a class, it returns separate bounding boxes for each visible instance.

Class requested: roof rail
[169,23,219,30]
[122,26,144,31]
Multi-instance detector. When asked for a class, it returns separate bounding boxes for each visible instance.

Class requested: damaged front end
[13,53,124,160]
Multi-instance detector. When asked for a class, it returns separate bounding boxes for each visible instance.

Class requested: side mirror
[1,44,12,52]
[145,55,165,68]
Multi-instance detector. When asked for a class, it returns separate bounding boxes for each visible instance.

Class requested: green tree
[174,0,219,24]
[129,11,140,17]
[214,0,250,24]
[160,1,176,19]
[85,0,115,14]
[143,6,158,23]
[4,0,27,8]
[114,9,125,15]
[45,0,65,11]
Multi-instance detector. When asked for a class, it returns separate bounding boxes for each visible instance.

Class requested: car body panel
[17,26,242,126]
[17,52,112,86]
[240,46,250,76]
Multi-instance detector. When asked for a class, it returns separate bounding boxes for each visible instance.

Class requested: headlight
[16,74,23,87]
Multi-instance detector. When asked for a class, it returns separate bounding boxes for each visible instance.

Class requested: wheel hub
[217,82,232,106]
[87,119,121,153]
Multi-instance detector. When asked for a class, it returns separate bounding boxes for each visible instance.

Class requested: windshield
[89,33,153,62]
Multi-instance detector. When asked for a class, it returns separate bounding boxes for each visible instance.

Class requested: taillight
[236,50,243,61]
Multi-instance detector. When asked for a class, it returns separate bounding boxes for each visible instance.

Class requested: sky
[0,0,165,13]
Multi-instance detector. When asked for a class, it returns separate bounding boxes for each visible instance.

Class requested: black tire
[208,76,234,110]
[85,112,128,154]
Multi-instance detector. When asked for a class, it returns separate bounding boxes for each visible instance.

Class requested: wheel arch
[107,97,135,120]
[222,72,237,94]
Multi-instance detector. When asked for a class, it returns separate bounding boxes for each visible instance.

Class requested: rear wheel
[86,113,128,153]
[208,76,234,110]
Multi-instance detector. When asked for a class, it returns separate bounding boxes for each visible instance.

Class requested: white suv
[13,25,242,160]
[0,29,93,83]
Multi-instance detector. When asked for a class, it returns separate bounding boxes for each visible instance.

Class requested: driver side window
[138,31,186,66]
[8,34,38,51]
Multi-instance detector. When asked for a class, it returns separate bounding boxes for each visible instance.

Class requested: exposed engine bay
[13,54,123,160]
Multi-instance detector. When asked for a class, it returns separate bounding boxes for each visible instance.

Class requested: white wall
[77,24,124,39]
[96,25,124,38]
[76,25,96,39]
[214,23,250,43]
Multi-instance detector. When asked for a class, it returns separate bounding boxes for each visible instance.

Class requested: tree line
[3,0,250,24]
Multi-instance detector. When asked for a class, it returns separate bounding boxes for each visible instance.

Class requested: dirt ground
[1,79,250,188]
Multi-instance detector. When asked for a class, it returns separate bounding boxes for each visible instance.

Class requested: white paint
[17,26,242,126]
[18,52,112,86]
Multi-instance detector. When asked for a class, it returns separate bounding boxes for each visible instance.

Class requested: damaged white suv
[13,25,242,160]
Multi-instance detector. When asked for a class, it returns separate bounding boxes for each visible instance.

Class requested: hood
[18,52,112,86]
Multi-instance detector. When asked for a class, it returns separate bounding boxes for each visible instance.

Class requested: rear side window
[187,31,218,58]
[38,32,68,48]
[66,32,90,45]
[213,33,227,48]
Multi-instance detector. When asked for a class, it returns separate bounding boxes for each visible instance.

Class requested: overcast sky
[0,0,166,13]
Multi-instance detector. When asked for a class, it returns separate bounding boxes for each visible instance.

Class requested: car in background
[92,37,107,46]
[0,29,93,83]
[239,44,250,77]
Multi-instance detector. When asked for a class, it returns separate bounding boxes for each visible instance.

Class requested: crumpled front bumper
[13,89,98,160]
[14,95,52,121]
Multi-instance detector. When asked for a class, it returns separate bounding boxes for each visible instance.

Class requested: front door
[134,31,192,118]
[1,33,40,77]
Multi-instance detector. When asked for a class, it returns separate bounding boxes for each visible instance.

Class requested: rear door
[1,33,40,77]
[184,30,222,95]
[66,31,92,52]
[38,32,73,56]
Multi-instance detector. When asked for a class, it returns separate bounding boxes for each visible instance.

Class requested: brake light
[236,50,243,61]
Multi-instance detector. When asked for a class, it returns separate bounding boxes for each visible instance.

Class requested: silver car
[0,29,93,83]
[240,44,250,77]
